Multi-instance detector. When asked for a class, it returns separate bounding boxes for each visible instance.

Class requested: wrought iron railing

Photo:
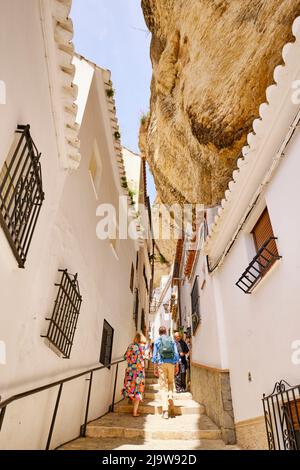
[0,125,44,268]
[236,237,281,294]
[42,270,82,359]
[263,380,300,450]
[0,357,125,450]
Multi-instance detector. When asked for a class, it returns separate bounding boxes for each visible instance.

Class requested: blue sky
[71,0,156,202]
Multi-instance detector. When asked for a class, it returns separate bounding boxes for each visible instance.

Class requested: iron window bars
[263,380,300,450]
[236,237,281,294]
[43,269,82,359]
[100,320,114,368]
[191,275,200,333]
[0,125,44,268]
[133,288,139,329]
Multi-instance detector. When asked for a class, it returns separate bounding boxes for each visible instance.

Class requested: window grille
[130,263,134,293]
[100,320,114,368]
[191,276,200,334]
[236,237,281,294]
[133,288,139,330]
[0,125,44,267]
[43,269,82,359]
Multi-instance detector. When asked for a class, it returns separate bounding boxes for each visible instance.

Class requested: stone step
[60,437,240,451]
[113,398,205,416]
[145,390,193,400]
[85,413,221,441]
[145,377,159,385]
[145,383,160,391]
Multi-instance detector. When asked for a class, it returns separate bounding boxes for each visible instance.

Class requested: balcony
[236,237,281,294]
[0,125,44,267]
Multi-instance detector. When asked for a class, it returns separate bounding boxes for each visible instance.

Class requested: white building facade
[176,16,300,450]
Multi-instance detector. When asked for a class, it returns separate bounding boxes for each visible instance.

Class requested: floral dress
[122,343,145,401]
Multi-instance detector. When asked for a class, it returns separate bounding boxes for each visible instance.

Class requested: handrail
[0,357,126,449]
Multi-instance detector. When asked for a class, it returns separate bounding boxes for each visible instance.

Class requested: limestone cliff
[140,0,300,206]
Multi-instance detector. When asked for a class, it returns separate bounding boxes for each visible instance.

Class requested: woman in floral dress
[122,332,147,417]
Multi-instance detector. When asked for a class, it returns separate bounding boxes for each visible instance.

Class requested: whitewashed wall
[189,127,300,424]
[0,2,136,449]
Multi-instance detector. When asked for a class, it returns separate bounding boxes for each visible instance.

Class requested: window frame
[191,275,200,334]
[100,320,114,368]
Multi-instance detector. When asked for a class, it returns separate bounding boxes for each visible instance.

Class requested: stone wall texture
[235,416,268,450]
[140,0,300,206]
[191,363,236,444]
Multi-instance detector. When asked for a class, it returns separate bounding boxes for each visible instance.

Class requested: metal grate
[263,380,300,450]
[0,125,44,268]
[191,275,200,333]
[133,288,139,330]
[100,320,114,368]
[236,237,281,294]
[43,269,82,359]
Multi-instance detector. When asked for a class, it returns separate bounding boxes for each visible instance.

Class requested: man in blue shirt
[152,326,180,419]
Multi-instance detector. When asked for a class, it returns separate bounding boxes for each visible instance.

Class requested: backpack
[158,335,175,360]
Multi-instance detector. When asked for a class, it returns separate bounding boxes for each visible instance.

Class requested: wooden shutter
[252,208,278,255]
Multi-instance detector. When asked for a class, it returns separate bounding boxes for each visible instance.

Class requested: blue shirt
[152,336,180,365]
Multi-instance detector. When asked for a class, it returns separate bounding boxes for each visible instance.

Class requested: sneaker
[162,411,169,419]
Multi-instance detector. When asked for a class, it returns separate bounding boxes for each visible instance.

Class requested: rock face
[140,0,300,206]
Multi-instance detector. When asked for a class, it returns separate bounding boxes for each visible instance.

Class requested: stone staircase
[60,364,239,450]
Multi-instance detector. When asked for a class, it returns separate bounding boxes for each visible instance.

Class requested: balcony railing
[42,269,82,359]
[0,125,44,268]
[236,237,281,294]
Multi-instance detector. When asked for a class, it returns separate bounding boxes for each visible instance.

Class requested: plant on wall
[140,112,149,126]
[128,188,136,206]
[106,88,115,98]
[159,253,167,264]
[121,176,128,189]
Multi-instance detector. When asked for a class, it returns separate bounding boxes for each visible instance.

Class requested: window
[136,252,139,270]
[133,288,139,330]
[236,208,281,293]
[89,143,102,199]
[141,309,146,335]
[252,208,279,265]
[143,265,148,292]
[191,276,200,334]
[42,269,82,358]
[0,125,44,267]
[130,263,134,293]
[100,320,114,368]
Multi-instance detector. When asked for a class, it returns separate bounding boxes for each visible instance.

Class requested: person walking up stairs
[152,326,179,419]
[59,336,239,450]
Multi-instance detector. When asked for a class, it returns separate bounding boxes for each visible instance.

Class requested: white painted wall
[0,3,137,449]
[188,127,300,423]
[180,252,224,368]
